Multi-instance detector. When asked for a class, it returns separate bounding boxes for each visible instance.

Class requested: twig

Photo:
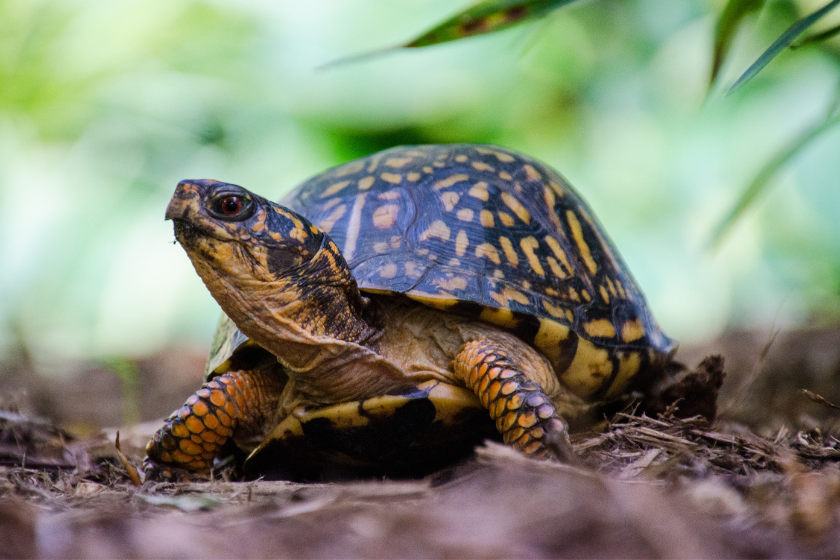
[801,389,840,411]
[114,432,142,487]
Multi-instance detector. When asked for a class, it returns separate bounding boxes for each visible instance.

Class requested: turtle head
[166,179,379,355]
[166,179,327,281]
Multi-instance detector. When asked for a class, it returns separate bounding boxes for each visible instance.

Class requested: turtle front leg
[454,339,575,461]
[144,368,284,481]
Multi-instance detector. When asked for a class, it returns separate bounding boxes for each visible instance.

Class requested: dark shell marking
[282,144,674,399]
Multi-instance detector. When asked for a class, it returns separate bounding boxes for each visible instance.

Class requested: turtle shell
[280,144,674,399]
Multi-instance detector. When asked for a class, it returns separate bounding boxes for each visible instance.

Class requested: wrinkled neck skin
[186,235,414,404]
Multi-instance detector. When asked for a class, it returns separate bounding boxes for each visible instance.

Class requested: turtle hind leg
[453,339,575,462]
[144,368,284,481]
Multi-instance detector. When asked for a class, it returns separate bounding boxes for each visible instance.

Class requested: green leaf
[711,0,765,85]
[320,0,581,68]
[708,112,840,250]
[728,0,840,93]
[404,0,580,48]
[793,22,840,48]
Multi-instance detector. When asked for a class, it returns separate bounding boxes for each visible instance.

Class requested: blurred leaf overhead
[726,0,840,92]
[711,0,765,83]
[323,0,583,67]
[398,0,581,48]
[0,0,839,368]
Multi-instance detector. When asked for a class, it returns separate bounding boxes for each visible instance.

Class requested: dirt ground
[2,328,840,558]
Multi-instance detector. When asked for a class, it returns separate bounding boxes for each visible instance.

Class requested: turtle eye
[210,193,253,221]
[219,196,243,215]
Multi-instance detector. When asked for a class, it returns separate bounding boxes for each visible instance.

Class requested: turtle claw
[542,424,580,465]
[143,459,210,483]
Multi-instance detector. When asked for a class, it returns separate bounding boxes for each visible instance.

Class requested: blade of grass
[708,112,840,249]
[320,0,582,69]
[727,0,840,93]
[711,0,765,85]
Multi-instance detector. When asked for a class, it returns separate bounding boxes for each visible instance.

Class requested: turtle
[145,144,678,481]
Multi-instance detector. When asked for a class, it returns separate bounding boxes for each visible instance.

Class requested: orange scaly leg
[144,369,283,481]
[454,340,575,461]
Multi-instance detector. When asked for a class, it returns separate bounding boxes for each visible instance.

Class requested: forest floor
[2,328,840,558]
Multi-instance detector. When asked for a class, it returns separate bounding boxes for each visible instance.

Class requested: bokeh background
[1,0,839,426]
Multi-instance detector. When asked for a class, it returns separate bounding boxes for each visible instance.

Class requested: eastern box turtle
[146,144,678,481]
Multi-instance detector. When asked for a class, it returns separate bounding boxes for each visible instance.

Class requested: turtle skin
[145,144,676,481]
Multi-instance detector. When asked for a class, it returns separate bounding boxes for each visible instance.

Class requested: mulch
[3,340,840,558]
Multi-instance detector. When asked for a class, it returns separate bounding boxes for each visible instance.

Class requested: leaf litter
[2,350,840,557]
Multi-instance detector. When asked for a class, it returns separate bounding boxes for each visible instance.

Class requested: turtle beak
[166,180,207,222]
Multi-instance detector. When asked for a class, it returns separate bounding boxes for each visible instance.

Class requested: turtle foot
[143,458,211,483]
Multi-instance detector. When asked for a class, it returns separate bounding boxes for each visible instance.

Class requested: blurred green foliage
[1,0,839,367]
